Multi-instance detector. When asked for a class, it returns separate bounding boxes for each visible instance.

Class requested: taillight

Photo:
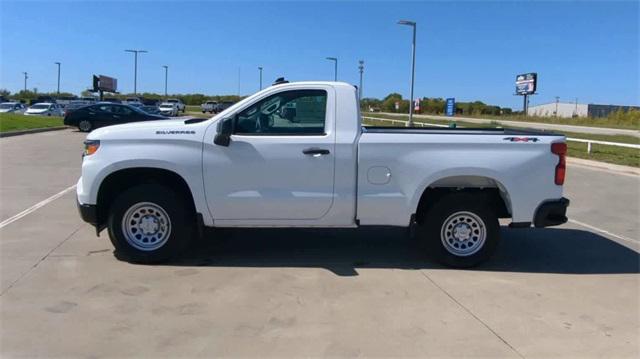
[551,142,567,185]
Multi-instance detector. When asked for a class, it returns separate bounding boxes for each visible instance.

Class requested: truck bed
[362,126,562,136]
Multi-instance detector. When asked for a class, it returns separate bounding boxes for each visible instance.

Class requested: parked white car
[158,102,179,116]
[76,81,569,268]
[201,101,217,113]
[166,98,185,113]
[0,102,26,113]
[24,103,63,116]
[123,97,143,106]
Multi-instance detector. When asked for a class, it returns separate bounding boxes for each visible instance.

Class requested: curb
[0,126,70,138]
[568,157,640,176]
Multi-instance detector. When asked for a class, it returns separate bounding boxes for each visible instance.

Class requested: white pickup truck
[76,81,569,267]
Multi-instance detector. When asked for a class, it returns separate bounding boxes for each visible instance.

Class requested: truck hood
[87,117,217,141]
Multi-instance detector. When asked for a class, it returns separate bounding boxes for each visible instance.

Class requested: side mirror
[214,117,233,146]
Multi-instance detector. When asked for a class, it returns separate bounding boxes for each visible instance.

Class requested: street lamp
[326,57,338,81]
[54,62,61,95]
[358,60,364,102]
[162,65,169,97]
[398,19,416,127]
[124,49,148,94]
[258,66,263,90]
[22,72,28,92]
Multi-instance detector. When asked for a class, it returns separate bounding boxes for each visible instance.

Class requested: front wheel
[419,193,500,268]
[107,184,193,263]
[78,120,93,132]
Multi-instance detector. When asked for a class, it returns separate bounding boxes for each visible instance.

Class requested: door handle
[302,148,330,156]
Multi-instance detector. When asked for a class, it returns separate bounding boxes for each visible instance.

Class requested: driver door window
[235,90,327,135]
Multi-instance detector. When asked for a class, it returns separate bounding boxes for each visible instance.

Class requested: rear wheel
[419,193,500,268]
[107,184,193,263]
[78,120,92,132]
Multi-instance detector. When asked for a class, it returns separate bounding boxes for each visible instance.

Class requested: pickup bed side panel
[357,133,564,226]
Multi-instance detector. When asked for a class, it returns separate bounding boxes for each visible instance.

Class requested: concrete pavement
[1,130,638,357]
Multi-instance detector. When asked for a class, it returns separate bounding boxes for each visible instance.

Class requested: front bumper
[77,198,98,226]
[534,197,570,227]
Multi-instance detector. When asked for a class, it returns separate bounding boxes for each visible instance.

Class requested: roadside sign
[445,98,455,116]
[394,101,400,111]
[515,73,537,95]
[414,98,420,112]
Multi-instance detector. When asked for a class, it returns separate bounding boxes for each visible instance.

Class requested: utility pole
[162,65,168,97]
[22,72,28,92]
[54,62,61,95]
[358,60,364,102]
[398,20,417,127]
[326,57,338,81]
[124,49,148,94]
[555,96,560,117]
[237,67,241,96]
[258,66,263,90]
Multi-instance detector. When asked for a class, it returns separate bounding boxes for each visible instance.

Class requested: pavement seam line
[567,219,637,244]
[0,185,77,229]
[0,224,84,297]
[419,270,525,359]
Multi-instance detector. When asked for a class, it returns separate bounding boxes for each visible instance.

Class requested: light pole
[358,60,364,102]
[258,66,263,90]
[54,62,61,95]
[162,65,168,97]
[22,72,28,92]
[398,20,416,127]
[124,49,148,94]
[555,96,560,117]
[326,57,338,81]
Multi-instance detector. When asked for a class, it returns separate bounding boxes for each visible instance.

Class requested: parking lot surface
[1,130,639,357]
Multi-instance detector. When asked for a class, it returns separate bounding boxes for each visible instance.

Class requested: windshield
[0,104,14,109]
[167,100,178,103]
[159,104,173,108]
[30,104,50,109]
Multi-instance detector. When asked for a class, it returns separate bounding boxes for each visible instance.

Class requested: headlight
[83,140,100,156]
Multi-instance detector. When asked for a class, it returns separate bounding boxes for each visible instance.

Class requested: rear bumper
[534,197,570,228]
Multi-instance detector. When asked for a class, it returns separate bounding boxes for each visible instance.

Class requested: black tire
[107,184,194,264]
[419,193,500,268]
[78,120,93,132]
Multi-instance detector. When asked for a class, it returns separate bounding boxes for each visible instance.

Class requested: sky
[1,1,638,109]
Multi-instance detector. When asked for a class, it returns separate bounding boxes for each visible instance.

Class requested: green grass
[366,110,640,131]
[362,116,640,168]
[0,113,64,133]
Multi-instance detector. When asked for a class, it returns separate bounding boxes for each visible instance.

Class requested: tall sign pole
[162,65,168,97]
[54,62,61,94]
[358,60,364,102]
[125,49,148,94]
[398,20,417,127]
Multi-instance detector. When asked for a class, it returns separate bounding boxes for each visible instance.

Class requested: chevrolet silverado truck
[76,81,569,267]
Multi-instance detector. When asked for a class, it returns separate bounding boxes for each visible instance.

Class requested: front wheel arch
[96,167,197,232]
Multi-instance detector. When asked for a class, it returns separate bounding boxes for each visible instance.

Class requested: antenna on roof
[272,77,289,86]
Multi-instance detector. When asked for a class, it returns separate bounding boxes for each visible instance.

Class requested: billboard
[445,98,456,116]
[93,75,118,92]
[515,73,537,95]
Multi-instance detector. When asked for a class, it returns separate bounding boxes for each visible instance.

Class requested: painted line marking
[0,185,77,229]
[568,218,637,244]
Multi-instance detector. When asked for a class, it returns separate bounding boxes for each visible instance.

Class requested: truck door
[202,88,336,220]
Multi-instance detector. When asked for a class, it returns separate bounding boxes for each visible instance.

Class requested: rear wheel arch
[96,167,197,231]
[414,175,512,224]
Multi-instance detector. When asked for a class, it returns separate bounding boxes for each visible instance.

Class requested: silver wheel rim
[441,211,486,257]
[122,202,172,251]
[79,121,91,131]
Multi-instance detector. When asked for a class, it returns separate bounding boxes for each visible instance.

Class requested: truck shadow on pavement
[166,227,639,276]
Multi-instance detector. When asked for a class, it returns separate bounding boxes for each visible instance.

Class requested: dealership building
[527,102,639,118]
